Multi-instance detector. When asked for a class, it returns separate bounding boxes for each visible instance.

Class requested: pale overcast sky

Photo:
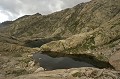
[0,0,91,23]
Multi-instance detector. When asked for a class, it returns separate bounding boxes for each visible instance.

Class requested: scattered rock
[34,67,44,73]
[13,67,120,79]
[27,54,33,57]
[28,61,35,67]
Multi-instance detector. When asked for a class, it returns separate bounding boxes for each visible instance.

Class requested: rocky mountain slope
[2,0,120,38]
[0,0,120,79]
[0,21,13,28]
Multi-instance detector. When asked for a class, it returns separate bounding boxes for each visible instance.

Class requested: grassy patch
[81,37,96,50]
[12,53,22,57]
[96,54,108,62]
[6,69,29,76]
[18,57,31,63]
[72,72,82,77]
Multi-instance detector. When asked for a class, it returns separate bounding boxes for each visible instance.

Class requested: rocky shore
[0,0,120,79]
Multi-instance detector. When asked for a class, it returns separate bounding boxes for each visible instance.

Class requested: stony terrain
[0,0,120,79]
[12,67,120,79]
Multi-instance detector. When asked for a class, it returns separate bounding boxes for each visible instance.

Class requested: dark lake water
[33,52,94,70]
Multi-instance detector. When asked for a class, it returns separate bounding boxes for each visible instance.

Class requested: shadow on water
[24,37,63,48]
[33,51,114,70]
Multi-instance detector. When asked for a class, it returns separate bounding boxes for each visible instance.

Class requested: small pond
[33,52,113,70]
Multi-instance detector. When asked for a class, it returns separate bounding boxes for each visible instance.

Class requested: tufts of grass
[72,72,82,77]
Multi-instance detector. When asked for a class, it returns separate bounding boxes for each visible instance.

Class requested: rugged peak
[34,13,42,16]
[0,21,13,27]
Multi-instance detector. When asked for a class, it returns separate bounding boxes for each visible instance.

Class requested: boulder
[40,30,96,53]
[109,50,120,70]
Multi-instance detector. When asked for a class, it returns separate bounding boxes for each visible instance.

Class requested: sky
[0,0,91,23]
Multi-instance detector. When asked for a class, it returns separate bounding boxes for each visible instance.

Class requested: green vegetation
[18,58,31,64]
[12,52,22,57]
[6,69,28,76]
[96,54,108,62]
[81,37,96,50]
[72,72,82,77]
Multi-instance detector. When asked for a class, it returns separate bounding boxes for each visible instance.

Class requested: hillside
[0,0,120,79]
[0,21,13,27]
[2,0,120,38]
[1,0,119,60]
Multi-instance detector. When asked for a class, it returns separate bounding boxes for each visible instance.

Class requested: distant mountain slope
[2,0,119,39]
[0,21,13,27]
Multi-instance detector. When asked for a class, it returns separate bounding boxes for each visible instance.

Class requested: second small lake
[32,52,94,70]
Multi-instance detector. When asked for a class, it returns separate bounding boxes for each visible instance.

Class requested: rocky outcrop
[40,17,120,59]
[109,50,120,71]
[13,67,120,79]
[40,30,97,52]
[39,1,120,61]
[0,33,39,56]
